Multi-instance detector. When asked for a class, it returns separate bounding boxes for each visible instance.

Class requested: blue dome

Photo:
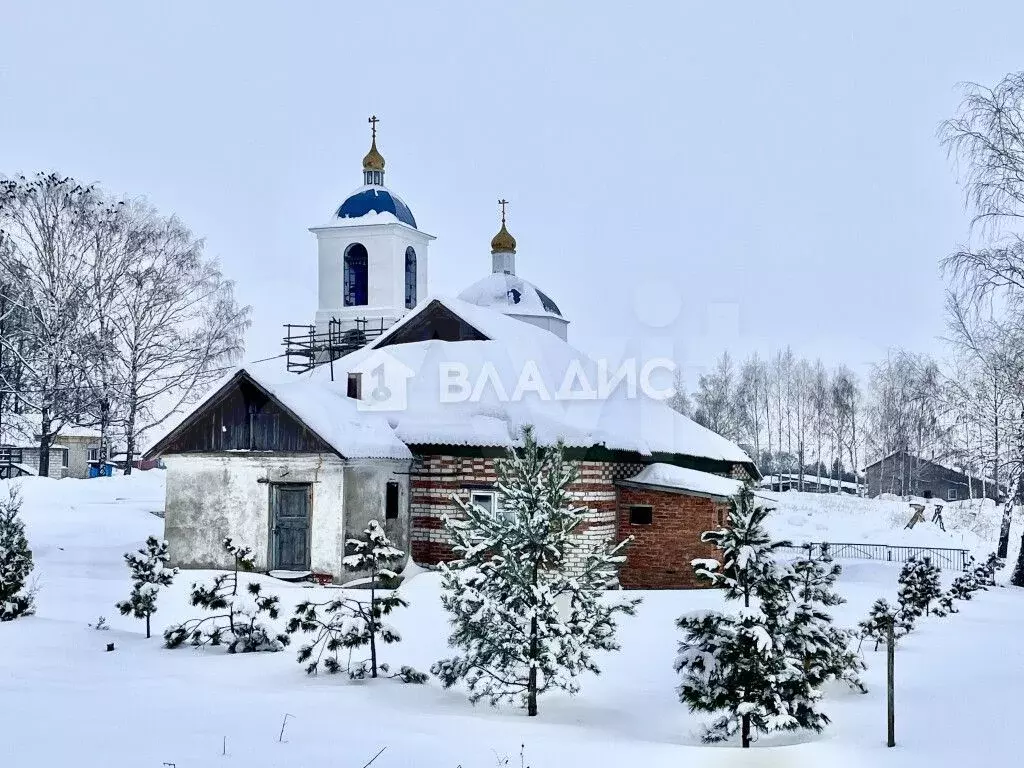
[336,186,417,228]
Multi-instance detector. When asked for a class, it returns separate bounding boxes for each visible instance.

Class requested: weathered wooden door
[270,484,311,571]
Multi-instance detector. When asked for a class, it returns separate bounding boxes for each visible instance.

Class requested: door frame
[267,481,313,571]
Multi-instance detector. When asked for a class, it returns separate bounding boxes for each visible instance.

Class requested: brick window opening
[628,505,653,525]
[715,507,727,527]
[385,481,399,520]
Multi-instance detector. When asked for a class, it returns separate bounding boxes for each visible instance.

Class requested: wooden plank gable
[150,373,335,456]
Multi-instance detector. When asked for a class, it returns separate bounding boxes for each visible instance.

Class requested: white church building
[147,119,757,589]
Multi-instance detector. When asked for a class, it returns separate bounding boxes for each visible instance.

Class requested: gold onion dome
[491,199,516,253]
[362,137,385,172]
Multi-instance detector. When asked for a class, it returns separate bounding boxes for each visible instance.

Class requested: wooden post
[886,620,895,748]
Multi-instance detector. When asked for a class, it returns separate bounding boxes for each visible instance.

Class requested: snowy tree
[0,174,103,475]
[692,352,743,441]
[287,521,426,682]
[115,536,177,638]
[0,487,34,621]
[432,427,639,716]
[858,599,903,652]
[164,538,288,653]
[949,559,984,600]
[897,556,943,618]
[677,488,826,747]
[976,552,1004,587]
[788,549,866,693]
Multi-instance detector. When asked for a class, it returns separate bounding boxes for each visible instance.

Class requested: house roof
[145,368,412,461]
[148,297,756,474]
[862,451,1000,488]
[619,463,744,499]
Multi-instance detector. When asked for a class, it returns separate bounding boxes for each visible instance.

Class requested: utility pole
[887,619,895,748]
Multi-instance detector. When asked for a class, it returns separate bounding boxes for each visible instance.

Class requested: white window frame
[470,490,500,518]
[947,487,959,501]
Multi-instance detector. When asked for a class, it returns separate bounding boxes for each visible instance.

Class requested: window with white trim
[470,491,497,517]
[947,487,959,501]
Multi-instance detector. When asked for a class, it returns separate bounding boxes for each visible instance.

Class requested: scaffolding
[282,317,392,377]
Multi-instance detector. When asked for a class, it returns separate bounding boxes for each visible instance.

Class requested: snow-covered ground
[2,474,1022,767]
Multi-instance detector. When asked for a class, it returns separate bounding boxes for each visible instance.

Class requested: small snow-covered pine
[788,549,866,693]
[432,426,639,717]
[287,521,425,682]
[164,538,288,653]
[858,598,902,652]
[974,552,1004,588]
[897,556,943,619]
[949,557,983,600]
[115,536,178,638]
[0,487,34,622]
[677,487,826,747]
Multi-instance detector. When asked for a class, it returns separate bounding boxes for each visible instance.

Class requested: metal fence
[779,542,971,571]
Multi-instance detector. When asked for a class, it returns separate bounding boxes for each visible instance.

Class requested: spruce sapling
[164,537,288,653]
[0,487,34,621]
[287,521,426,682]
[432,426,639,717]
[974,552,1004,587]
[677,487,825,747]
[116,536,178,638]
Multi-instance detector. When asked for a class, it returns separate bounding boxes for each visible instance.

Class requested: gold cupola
[362,115,386,184]
[490,198,517,254]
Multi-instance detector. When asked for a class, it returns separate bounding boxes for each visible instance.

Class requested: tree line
[0,173,250,475]
[679,70,1024,563]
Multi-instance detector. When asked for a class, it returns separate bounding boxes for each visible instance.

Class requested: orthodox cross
[498,198,509,224]
[368,115,379,140]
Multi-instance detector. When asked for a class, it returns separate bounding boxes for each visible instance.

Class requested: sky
[3,1,1022,389]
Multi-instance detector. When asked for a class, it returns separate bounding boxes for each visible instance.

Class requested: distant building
[863,450,1001,502]
[759,473,859,495]
[0,415,108,479]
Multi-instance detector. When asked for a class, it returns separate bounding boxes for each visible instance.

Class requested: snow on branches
[432,426,639,717]
[677,487,827,747]
[164,538,288,653]
[116,536,177,638]
[897,556,943,622]
[0,487,34,621]
[287,521,426,683]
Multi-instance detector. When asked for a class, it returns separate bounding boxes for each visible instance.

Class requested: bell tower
[309,116,435,345]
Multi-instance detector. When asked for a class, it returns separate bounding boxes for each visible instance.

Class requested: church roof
[457,272,563,319]
[336,186,417,228]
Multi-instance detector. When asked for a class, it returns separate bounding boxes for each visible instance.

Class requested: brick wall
[616,486,728,589]
[410,454,623,577]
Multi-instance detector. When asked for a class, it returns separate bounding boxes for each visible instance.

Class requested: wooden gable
[377,300,488,347]
[149,373,335,456]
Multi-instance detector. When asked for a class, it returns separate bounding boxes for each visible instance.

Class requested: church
[145,119,759,589]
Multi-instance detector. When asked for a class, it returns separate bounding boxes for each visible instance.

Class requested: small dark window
[347,373,362,400]
[405,247,417,309]
[61,448,69,468]
[385,481,400,520]
[947,487,958,501]
[629,505,653,525]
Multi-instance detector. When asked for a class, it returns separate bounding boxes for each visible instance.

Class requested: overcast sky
[3,1,1021,386]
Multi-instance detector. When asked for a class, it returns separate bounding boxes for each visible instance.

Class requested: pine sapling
[116,536,178,638]
[0,487,34,621]
[287,521,426,682]
[677,487,826,746]
[164,537,288,653]
[788,548,866,693]
[432,426,639,716]
[858,599,902,652]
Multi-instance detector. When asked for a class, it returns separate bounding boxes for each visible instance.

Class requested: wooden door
[271,484,311,571]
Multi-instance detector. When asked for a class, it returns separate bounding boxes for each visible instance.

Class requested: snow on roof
[623,463,744,498]
[146,364,411,461]
[457,273,565,319]
[154,298,753,468]
[759,473,859,491]
[311,298,753,465]
[0,415,100,445]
